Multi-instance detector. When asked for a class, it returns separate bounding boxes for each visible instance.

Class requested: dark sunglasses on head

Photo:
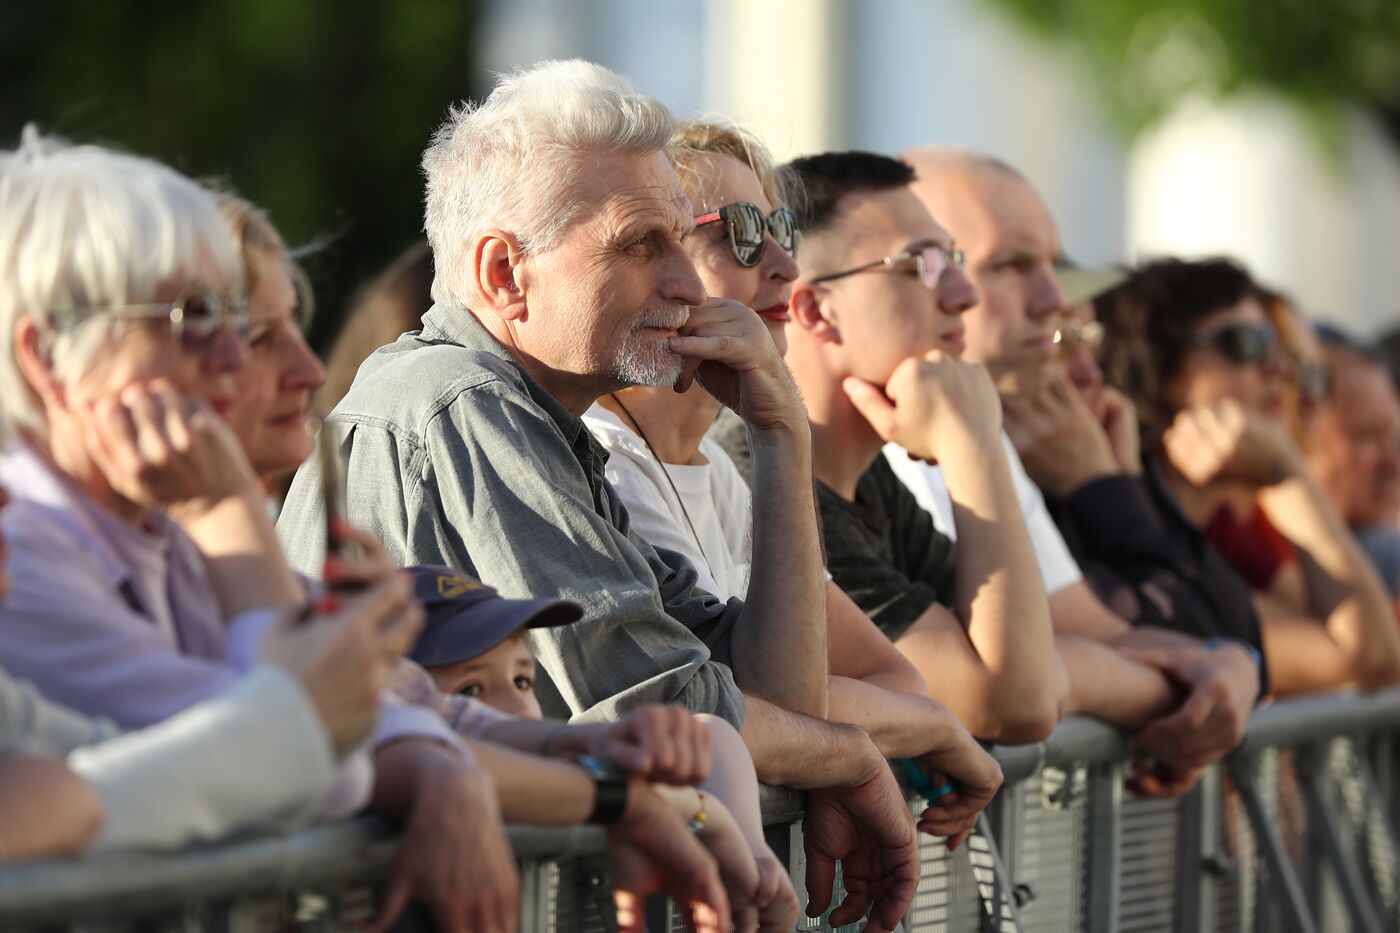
[694,202,798,268]
[1192,322,1279,365]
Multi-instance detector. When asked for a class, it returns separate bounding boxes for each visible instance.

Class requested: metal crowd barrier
[5,687,1400,932]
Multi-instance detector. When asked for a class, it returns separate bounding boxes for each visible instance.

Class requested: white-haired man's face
[512,149,706,399]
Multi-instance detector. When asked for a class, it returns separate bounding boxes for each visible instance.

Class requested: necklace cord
[609,394,718,581]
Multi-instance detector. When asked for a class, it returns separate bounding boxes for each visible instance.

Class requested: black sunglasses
[694,203,798,267]
[1192,322,1279,365]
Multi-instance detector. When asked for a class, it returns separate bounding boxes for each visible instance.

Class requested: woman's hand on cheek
[82,379,259,517]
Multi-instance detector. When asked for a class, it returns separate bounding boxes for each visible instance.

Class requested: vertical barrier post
[1174,766,1222,933]
[1084,762,1122,933]
[989,781,1023,886]
[518,861,550,933]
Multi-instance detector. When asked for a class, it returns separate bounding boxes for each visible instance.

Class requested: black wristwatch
[575,755,629,825]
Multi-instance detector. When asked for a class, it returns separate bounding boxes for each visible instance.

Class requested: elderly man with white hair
[278,59,927,929]
[0,129,755,933]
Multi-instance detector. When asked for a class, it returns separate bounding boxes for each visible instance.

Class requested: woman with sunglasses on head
[1095,257,1400,696]
[583,121,1003,853]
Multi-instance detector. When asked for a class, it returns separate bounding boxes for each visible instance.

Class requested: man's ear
[790,283,841,344]
[12,316,64,409]
[474,229,529,322]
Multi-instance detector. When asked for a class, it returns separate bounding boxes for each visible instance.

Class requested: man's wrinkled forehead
[599,185,693,238]
[569,150,693,238]
[974,172,1059,254]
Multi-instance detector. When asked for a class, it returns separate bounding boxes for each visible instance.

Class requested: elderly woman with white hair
[0,129,542,931]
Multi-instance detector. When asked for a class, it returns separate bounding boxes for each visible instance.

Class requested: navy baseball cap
[406,566,583,667]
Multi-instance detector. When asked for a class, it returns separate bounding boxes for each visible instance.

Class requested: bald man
[899,150,1063,393]
[1308,340,1400,597]
[886,146,1264,789]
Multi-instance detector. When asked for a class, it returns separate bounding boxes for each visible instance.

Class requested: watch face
[577,755,628,782]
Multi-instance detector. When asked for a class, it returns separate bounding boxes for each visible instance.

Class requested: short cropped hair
[667,119,793,211]
[0,127,239,436]
[1094,256,1258,449]
[781,151,915,235]
[421,59,676,308]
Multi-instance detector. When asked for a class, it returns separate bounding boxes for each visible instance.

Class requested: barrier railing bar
[9,689,1400,931]
[1234,688,1400,755]
[0,820,604,925]
[1084,761,1123,933]
[1230,753,1319,933]
[983,688,1400,780]
[1296,743,1386,933]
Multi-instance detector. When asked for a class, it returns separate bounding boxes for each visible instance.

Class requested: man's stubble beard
[612,305,690,388]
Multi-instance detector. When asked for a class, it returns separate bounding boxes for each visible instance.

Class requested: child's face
[426,633,543,720]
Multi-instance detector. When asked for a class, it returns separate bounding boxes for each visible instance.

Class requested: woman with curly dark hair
[1095,257,1400,696]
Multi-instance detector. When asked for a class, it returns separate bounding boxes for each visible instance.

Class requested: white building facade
[477,0,1400,336]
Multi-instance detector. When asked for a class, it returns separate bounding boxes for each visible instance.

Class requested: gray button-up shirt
[277,304,746,727]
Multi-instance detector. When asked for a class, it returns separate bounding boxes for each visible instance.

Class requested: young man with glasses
[585,122,1003,855]
[720,150,1192,745]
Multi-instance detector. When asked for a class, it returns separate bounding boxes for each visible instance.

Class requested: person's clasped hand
[1162,399,1301,489]
[670,297,807,433]
[609,779,732,933]
[583,704,713,786]
[842,349,1003,465]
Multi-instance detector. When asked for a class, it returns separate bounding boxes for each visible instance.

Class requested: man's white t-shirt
[584,404,752,601]
[882,432,1083,596]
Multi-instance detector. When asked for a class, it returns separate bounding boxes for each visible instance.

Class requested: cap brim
[517,597,584,629]
[408,597,583,668]
[1056,266,1127,308]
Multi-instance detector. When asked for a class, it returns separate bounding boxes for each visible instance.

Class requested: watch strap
[576,755,629,825]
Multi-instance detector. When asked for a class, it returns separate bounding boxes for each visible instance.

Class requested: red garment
[1204,503,1297,591]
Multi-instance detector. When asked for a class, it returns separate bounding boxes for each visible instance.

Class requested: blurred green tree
[981,0,1400,145]
[0,0,476,350]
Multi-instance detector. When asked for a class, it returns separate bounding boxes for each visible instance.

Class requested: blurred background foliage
[983,0,1400,145]
[0,0,476,350]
